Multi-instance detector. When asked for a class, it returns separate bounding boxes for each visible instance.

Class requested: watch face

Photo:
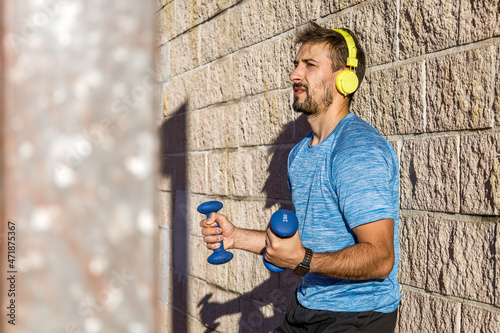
[293,265,309,276]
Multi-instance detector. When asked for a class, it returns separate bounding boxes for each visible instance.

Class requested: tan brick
[460,133,500,215]
[192,0,219,25]
[295,0,323,27]
[156,190,173,228]
[216,0,242,11]
[399,0,459,59]
[371,61,425,135]
[187,152,207,194]
[398,215,427,289]
[196,280,241,330]
[170,309,206,333]
[497,225,500,307]
[190,65,210,110]
[189,194,226,238]
[279,34,298,90]
[398,289,460,332]
[458,0,500,44]
[352,0,398,66]
[189,236,229,287]
[251,148,280,199]
[207,151,228,196]
[197,106,225,150]
[239,297,284,332]
[171,0,193,38]
[426,46,495,132]
[169,28,199,77]
[185,109,199,151]
[237,95,263,147]
[157,227,173,302]
[160,154,187,191]
[227,248,278,298]
[160,43,169,82]
[189,104,237,150]
[427,218,496,304]
[162,82,169,116]
[495,46,500,126]
[238,90,294,147]
[199,12,232,65]
[223,104,239,148]
[165,72,190,114]
[231,200,280,231]
[265,0,294,38]
[401,136,459,213]
[236,0,267,49]
[228,150,253,196]
[159,303,172,333]
[154,48,163,83]
[207,56,237,106]
[461,304,500,333]
[157,163,173,191]
[235,40,281,98]
[350,72,371,123]
[156,7,168,47]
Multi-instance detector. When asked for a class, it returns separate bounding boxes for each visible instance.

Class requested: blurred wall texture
[157,0,500,332]
[1,1,157,332]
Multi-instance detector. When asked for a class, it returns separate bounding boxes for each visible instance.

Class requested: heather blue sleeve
[331,145,396,230]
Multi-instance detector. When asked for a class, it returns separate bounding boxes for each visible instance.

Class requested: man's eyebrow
[293,58,319,65]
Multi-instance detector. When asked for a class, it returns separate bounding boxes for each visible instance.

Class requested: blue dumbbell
[263,209,299,272]
[198,201,234,265]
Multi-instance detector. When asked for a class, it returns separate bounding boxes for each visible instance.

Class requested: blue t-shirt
[288,112,401,313]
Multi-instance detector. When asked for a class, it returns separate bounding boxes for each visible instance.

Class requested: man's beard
[292,81,334,116]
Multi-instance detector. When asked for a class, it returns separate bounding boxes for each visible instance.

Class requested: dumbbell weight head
[263,209,299,272]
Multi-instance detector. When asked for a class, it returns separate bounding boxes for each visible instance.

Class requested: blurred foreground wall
[157,0,500,332]
[1,1,157,332]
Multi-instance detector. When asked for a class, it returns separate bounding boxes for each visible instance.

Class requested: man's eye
[307,63,315,67]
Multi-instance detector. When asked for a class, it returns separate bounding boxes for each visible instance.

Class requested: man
[200,22,401,332]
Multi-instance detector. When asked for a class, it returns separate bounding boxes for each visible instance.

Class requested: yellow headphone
[333,29,359,96]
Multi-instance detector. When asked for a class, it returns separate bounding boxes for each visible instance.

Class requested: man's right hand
[200,212,237,250]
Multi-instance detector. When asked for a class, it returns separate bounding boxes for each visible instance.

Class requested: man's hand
[200,213,237,250]
[264,229,305,270]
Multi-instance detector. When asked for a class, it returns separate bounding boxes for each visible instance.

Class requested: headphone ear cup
[335,70,359,96]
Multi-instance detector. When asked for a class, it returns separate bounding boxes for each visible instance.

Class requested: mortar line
[400,285,500,313]
[366,37,500,74]
[457,135,461,214]
[400,209,500,223]
[422,61,427,132]
[395,0,401,60]
[385,126,499,142]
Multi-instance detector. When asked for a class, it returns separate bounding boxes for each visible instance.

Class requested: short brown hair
[294,22,366,94]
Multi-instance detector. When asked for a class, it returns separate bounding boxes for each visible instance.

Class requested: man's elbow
[378,252,395,280]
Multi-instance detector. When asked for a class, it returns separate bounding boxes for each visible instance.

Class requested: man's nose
[289,66,303,83]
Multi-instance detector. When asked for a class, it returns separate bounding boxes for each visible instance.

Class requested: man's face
[290,42,337,116]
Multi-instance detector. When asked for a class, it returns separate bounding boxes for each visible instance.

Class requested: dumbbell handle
[263,209,298,272]
[198,201,234,265]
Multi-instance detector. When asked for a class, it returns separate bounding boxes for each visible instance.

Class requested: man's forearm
[233,228,266,255]
[309,242,394,280]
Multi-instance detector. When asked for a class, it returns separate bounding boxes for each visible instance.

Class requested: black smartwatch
[293,247,312,276]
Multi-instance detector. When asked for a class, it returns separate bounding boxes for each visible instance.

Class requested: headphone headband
[332,29,358,70]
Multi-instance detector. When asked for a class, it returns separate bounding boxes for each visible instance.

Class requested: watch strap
[293,247,312,276]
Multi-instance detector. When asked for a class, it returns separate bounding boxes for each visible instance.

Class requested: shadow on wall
[196,114,311,332]
[158,101,190,333]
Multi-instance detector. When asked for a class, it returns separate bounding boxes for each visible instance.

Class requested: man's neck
[308,101,350,146]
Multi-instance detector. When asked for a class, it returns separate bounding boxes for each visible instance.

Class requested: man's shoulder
[336,115,391,152]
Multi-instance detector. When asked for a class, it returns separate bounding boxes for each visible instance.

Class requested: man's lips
[294,85,307,96]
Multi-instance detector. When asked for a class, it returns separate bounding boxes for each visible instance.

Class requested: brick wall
[156,0,500,332]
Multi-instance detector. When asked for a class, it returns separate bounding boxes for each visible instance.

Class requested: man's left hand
[264,228,305,270]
